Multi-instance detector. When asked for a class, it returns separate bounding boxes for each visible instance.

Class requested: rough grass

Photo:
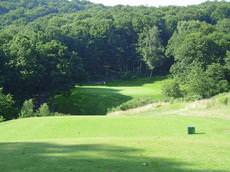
[54,76,167,115]
[0,115,229,172]
[110,92,230,119]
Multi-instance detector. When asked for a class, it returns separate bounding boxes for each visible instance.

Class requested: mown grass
[0,115,229,172]
[54,76,167,115]
[1,79,230,172]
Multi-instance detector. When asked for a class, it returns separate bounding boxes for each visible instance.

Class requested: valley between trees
[54,77,166,115]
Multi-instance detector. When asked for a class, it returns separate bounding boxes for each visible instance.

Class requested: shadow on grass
[194,132,206,135]
[0,142,228,172]
[53,76,166,115]
[107,76,166,87]
[54,87,132,115]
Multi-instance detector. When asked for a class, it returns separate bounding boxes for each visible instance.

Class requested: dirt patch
[108,102,168,116]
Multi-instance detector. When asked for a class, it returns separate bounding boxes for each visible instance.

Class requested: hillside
[0,0,102,29]
[109,92,230,119]
[0,0,229,120]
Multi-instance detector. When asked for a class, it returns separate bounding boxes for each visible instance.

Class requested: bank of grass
[54,76,168,115]
[0,115,229,172]
[111,92,230,119]
[1,79,229,171]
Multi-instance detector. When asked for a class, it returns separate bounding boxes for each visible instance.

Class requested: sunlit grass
[54,76,168,115]
[0,115,229,172]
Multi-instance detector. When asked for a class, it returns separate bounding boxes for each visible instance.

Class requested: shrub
[224,51,230,77]
[184,65,211,98]
[20,99,34,118]
[0,116,4,122]
[37,103,50,116]
[218,96,229,105]
[0,89,16,120]
[162,80,183,98]
[118,97,155,111]
[184,64,230,98]
[206,63,230,95]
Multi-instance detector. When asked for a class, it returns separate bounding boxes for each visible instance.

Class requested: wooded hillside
[0,0,229,119]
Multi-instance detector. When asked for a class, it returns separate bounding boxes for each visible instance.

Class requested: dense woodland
[0,0,230,120]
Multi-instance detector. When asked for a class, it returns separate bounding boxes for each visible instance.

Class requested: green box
[187,126,195,135]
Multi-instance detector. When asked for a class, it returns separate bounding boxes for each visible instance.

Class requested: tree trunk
[139,62,142,73]
[150,70,153,78]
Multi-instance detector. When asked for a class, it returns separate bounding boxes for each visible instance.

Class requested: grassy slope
[0,115,230,172]
[54,77,167,115]
[1,79,230,172]
[110,92,230,119]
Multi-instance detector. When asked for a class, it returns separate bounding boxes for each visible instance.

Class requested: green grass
[54,77,167,115]
[1,79,230,172]
[127,92,230,119]
[0,115,230,172]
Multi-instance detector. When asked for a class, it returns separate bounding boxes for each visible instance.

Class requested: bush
[117,97,156,111]
[20,99,34,118]
[206,63,230,95]
[0,116,4,122]
[183,64,230,98]
[162,80,183,98]
[37,103,50,116]
[184,65,210,98]
[184,95,203,101]
[0,89,16,120]
[217,96,229,105]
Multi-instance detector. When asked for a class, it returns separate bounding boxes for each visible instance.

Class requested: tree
[225,51,230,71]
[138,26,165,77]
[0,0,229,119]
[205,63,229,96]
[225,51,230,82]
[217,19,230,33]
[3,32,39,99]
[184,64,212,98]
[20,99,34,118]
[182,63,229,98]
[0,88,16,120]
[162,80,182,98]
[37,103,50,116]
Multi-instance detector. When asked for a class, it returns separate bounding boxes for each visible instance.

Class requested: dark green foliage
[0,89,16,120]
[0,0,229,119]
[179,64,229,98]
[206,63,229,94]
[225,51,230,80]
[0,0,100,28]
[162,80,182,98]
[166,16,230,98]
[184,64,213,98]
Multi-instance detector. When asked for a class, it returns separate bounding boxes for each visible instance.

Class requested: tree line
[0,0,229,120]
